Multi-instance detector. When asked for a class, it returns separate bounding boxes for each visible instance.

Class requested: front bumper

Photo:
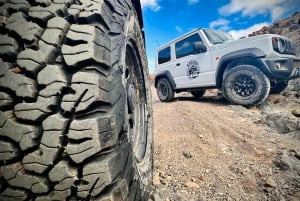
[259,57,300,80]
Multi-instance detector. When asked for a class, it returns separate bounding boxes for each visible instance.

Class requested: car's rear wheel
[0,0,153,200]
[156,78,174,102]
[191,89,206,97]
[222,65,270,106]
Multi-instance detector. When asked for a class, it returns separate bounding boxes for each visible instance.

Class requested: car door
[173,33,214,88]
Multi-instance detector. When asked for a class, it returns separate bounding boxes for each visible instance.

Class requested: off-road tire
[0,1,153,201]
[191,89,206,98]
[222,65,270,106]
[156,78,174,102]
[270,81,288,94]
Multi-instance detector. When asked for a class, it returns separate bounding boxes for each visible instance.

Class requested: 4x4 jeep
[155,28,300,106]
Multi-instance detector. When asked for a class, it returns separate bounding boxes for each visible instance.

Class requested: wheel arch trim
[216,48,266,87]
[155,71,176,90]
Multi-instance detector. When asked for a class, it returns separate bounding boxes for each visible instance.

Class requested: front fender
[155,71,176,90]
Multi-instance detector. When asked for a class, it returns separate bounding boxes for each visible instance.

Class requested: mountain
[250,11,300,56]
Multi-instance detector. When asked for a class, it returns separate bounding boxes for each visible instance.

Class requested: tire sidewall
[156,78,173,102]
[120,13,153,189]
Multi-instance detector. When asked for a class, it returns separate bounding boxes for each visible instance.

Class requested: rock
[275,150,300,175]
[292,108,300,117]
[184,181,199,188]
[265,112,298,133]
[160,178,167,185]
[153,172,161,186]
[182,151,193,158]
[264,177,277,188]
[152,191,164,201]
[275,151,294,171]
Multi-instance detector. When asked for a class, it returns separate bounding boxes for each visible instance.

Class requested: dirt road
[151,87,300,201]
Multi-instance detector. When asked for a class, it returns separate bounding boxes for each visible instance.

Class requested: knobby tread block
[0,162,50,193]
[61,71,125,113]
[29,3,67,24]
[14,96,58,121]
[0,111,40,151]
[0,60,37,98]
[0,1,30,17]
[0,34,19,58]
[98,179,129,201]
[77,151,128,198]
[62,24,112,67]
[37,64,67,97]
[0,140,20,161]
[53,0,75,5]
[0,92,14,109]
[17,17,68,74]
[22,114,68,174]
[49,160,77,183]
[0,187,28,201]
[41,29,64,46]
[34,0,51,7]
[47,16,70,33]
[35,189,71,201]
[66,116,118,164]
[5,12,43,45]
[17,40,57,74]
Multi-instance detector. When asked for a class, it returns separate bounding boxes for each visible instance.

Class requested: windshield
[203,29,234,45]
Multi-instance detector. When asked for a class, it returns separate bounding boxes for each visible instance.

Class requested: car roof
[157,28,204,51]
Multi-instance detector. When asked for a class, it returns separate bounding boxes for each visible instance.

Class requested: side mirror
[193,41,207,53]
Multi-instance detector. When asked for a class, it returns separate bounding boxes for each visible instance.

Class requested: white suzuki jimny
[154,28,300,106]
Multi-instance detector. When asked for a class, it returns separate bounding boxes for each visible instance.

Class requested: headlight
[272,37,286,53]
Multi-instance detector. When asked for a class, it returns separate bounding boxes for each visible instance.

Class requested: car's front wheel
[222,65,270,106]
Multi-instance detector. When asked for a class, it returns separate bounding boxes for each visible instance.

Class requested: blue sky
[140,0,300,72]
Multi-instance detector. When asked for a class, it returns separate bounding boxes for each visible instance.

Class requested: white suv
[154,28,300,106]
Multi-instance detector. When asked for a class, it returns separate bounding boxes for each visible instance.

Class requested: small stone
[292,108,300,117]
[153,173,161,186]
[11,67,22,73]
[182,151,192,158]
[160,178,167,185]
[184,181,199,188]
[265,177,277,188]
[152,192,164,201]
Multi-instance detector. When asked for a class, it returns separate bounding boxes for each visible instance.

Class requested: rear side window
[158,47,171,64]
[175,34,202,59]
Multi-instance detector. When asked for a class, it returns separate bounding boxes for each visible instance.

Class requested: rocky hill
[250,11,300,56]
[248,11,300,137]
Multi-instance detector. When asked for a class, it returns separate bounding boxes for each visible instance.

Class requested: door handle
[176,63,180,66]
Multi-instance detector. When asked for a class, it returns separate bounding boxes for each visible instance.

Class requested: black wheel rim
[158,81,168,98]
[125,41,148,163]
[232,75,256,97]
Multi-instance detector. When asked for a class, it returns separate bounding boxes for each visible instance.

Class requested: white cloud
[209,19,231,31]
[140,0,161,11]
[219,0,299,21]
[228,22,269,39]
[188,0,199,5]
[175,26,183,33]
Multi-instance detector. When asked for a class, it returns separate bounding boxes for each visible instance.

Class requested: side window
[175,34,202,59]
[158,47,171,64]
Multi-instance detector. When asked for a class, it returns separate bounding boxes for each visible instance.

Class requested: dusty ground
[151,86,300,201]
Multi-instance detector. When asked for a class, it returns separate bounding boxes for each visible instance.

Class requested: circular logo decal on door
[186,60,200,78]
